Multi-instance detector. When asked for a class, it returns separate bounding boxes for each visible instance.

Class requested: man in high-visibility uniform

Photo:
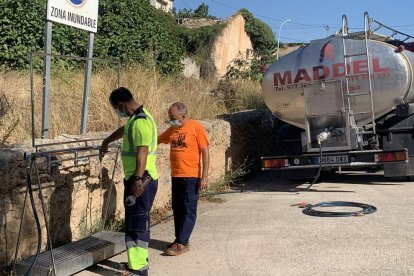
[101,87,158,276]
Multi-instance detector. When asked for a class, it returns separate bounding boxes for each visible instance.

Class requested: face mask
[116,109,129,118]
[170,119,182,127]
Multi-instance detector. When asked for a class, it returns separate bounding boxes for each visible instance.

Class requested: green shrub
[239,9,277,56]
[0,0,184,74]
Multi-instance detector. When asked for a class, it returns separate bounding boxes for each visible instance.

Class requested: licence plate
[316,155,349,164]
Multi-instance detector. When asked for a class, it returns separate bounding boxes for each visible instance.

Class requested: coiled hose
[302,201,377,217]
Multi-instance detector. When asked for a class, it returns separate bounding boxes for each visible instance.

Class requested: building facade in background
[150,0,174,12]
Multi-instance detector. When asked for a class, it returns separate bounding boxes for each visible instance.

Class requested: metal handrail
[341,12,376,135]
[341,15,349,36]
[370,18,414,41]
[364,11,376,134]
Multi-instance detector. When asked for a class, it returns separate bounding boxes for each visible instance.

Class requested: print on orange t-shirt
[159,119,209,177]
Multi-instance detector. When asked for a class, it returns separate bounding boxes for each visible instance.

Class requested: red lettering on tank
[372,58,389,73]
[332,63,350,77]
[313,65,330,80]
[353,60,369,74]
[274,71,292,86]
[294,69,312,83]
[272,58,389,88]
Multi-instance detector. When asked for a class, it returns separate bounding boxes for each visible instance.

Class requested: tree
[194,3,209,18]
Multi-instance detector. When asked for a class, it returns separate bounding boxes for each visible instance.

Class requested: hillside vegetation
[0,0,228,74]
[0,1,278,144]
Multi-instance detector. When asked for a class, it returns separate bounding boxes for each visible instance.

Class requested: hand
[199,176,208,190]
[131,179,145,197]
[100,139,109,161]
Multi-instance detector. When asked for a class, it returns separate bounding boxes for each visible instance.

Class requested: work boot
[164,243,189,256]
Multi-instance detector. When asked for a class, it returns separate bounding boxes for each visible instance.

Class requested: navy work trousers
[171,177,199,245]
[124,176,158,276]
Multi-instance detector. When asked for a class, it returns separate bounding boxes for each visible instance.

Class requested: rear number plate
[317,155,349,164]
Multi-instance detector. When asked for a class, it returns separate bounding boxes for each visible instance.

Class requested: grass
[0,65,264,144]
[78,209,125,238]
[200,163,248,202]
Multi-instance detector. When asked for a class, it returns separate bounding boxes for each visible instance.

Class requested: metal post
[80,33,95,134]
[117,62,121,128]
[30,53,36,148]
[41,21,52,139]
[276,19,291,60]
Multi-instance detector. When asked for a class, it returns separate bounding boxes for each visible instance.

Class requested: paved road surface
[78,171,414,276]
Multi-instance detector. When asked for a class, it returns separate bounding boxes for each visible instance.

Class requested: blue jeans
[171,177,199,245]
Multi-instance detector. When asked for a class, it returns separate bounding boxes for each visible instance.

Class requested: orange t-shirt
[158,119,209,177]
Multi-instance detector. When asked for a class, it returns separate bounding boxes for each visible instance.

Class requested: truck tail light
[262,158,289,168]
[374,151,408,163]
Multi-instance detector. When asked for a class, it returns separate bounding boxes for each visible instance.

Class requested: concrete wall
[0,120,230,268]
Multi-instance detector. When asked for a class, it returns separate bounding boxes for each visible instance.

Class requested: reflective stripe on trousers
[124,175,158,275]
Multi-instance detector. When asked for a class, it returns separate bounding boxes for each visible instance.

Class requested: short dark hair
[109,87,134,107]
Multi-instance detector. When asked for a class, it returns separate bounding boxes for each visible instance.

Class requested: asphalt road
[78,171,414,276]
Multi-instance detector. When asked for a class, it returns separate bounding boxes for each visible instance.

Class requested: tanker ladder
[341,12,376,138]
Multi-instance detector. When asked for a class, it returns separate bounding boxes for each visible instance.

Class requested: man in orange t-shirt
[158,102,210,256]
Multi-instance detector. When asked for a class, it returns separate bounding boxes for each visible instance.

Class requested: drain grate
[15,231,125,276]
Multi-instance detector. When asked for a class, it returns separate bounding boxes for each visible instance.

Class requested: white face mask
[116,109,129,118]
[170,119,182,127]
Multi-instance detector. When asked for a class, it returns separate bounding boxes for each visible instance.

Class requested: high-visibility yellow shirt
[121,106,158,180]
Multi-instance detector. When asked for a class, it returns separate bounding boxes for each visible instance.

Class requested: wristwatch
[134,175,143,181]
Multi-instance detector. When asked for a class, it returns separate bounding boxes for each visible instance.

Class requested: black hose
[302,201,377,217]
[24,159,42,276]
[307,142,323,189]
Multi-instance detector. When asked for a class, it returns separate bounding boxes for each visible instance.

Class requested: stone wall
[0,120,230,268]
[211,14,253,78]
[181,57,200,79]
[180,13,253,80]
[220,110,282,173]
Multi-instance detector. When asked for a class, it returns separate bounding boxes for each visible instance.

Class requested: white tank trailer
[261,12,414,179]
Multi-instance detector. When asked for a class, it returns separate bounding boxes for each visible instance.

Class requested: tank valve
[395,45,405,53]
[316,127,344,144]
[316,131,331,144]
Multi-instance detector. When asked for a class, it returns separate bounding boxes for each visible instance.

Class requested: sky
[173,0,414,43]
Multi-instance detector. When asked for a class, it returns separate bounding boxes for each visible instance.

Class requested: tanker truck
[261,12,414,180]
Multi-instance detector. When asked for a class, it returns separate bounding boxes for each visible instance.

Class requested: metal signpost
[43,0,99,138]
[11,2,126,275]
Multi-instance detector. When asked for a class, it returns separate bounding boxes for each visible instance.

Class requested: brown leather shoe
[164,243,189,256]
[166,241,177,249]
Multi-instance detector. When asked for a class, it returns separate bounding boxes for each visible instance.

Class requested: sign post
[42,0,99,138]
[41,21,53,139]
[80,33,94,133]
